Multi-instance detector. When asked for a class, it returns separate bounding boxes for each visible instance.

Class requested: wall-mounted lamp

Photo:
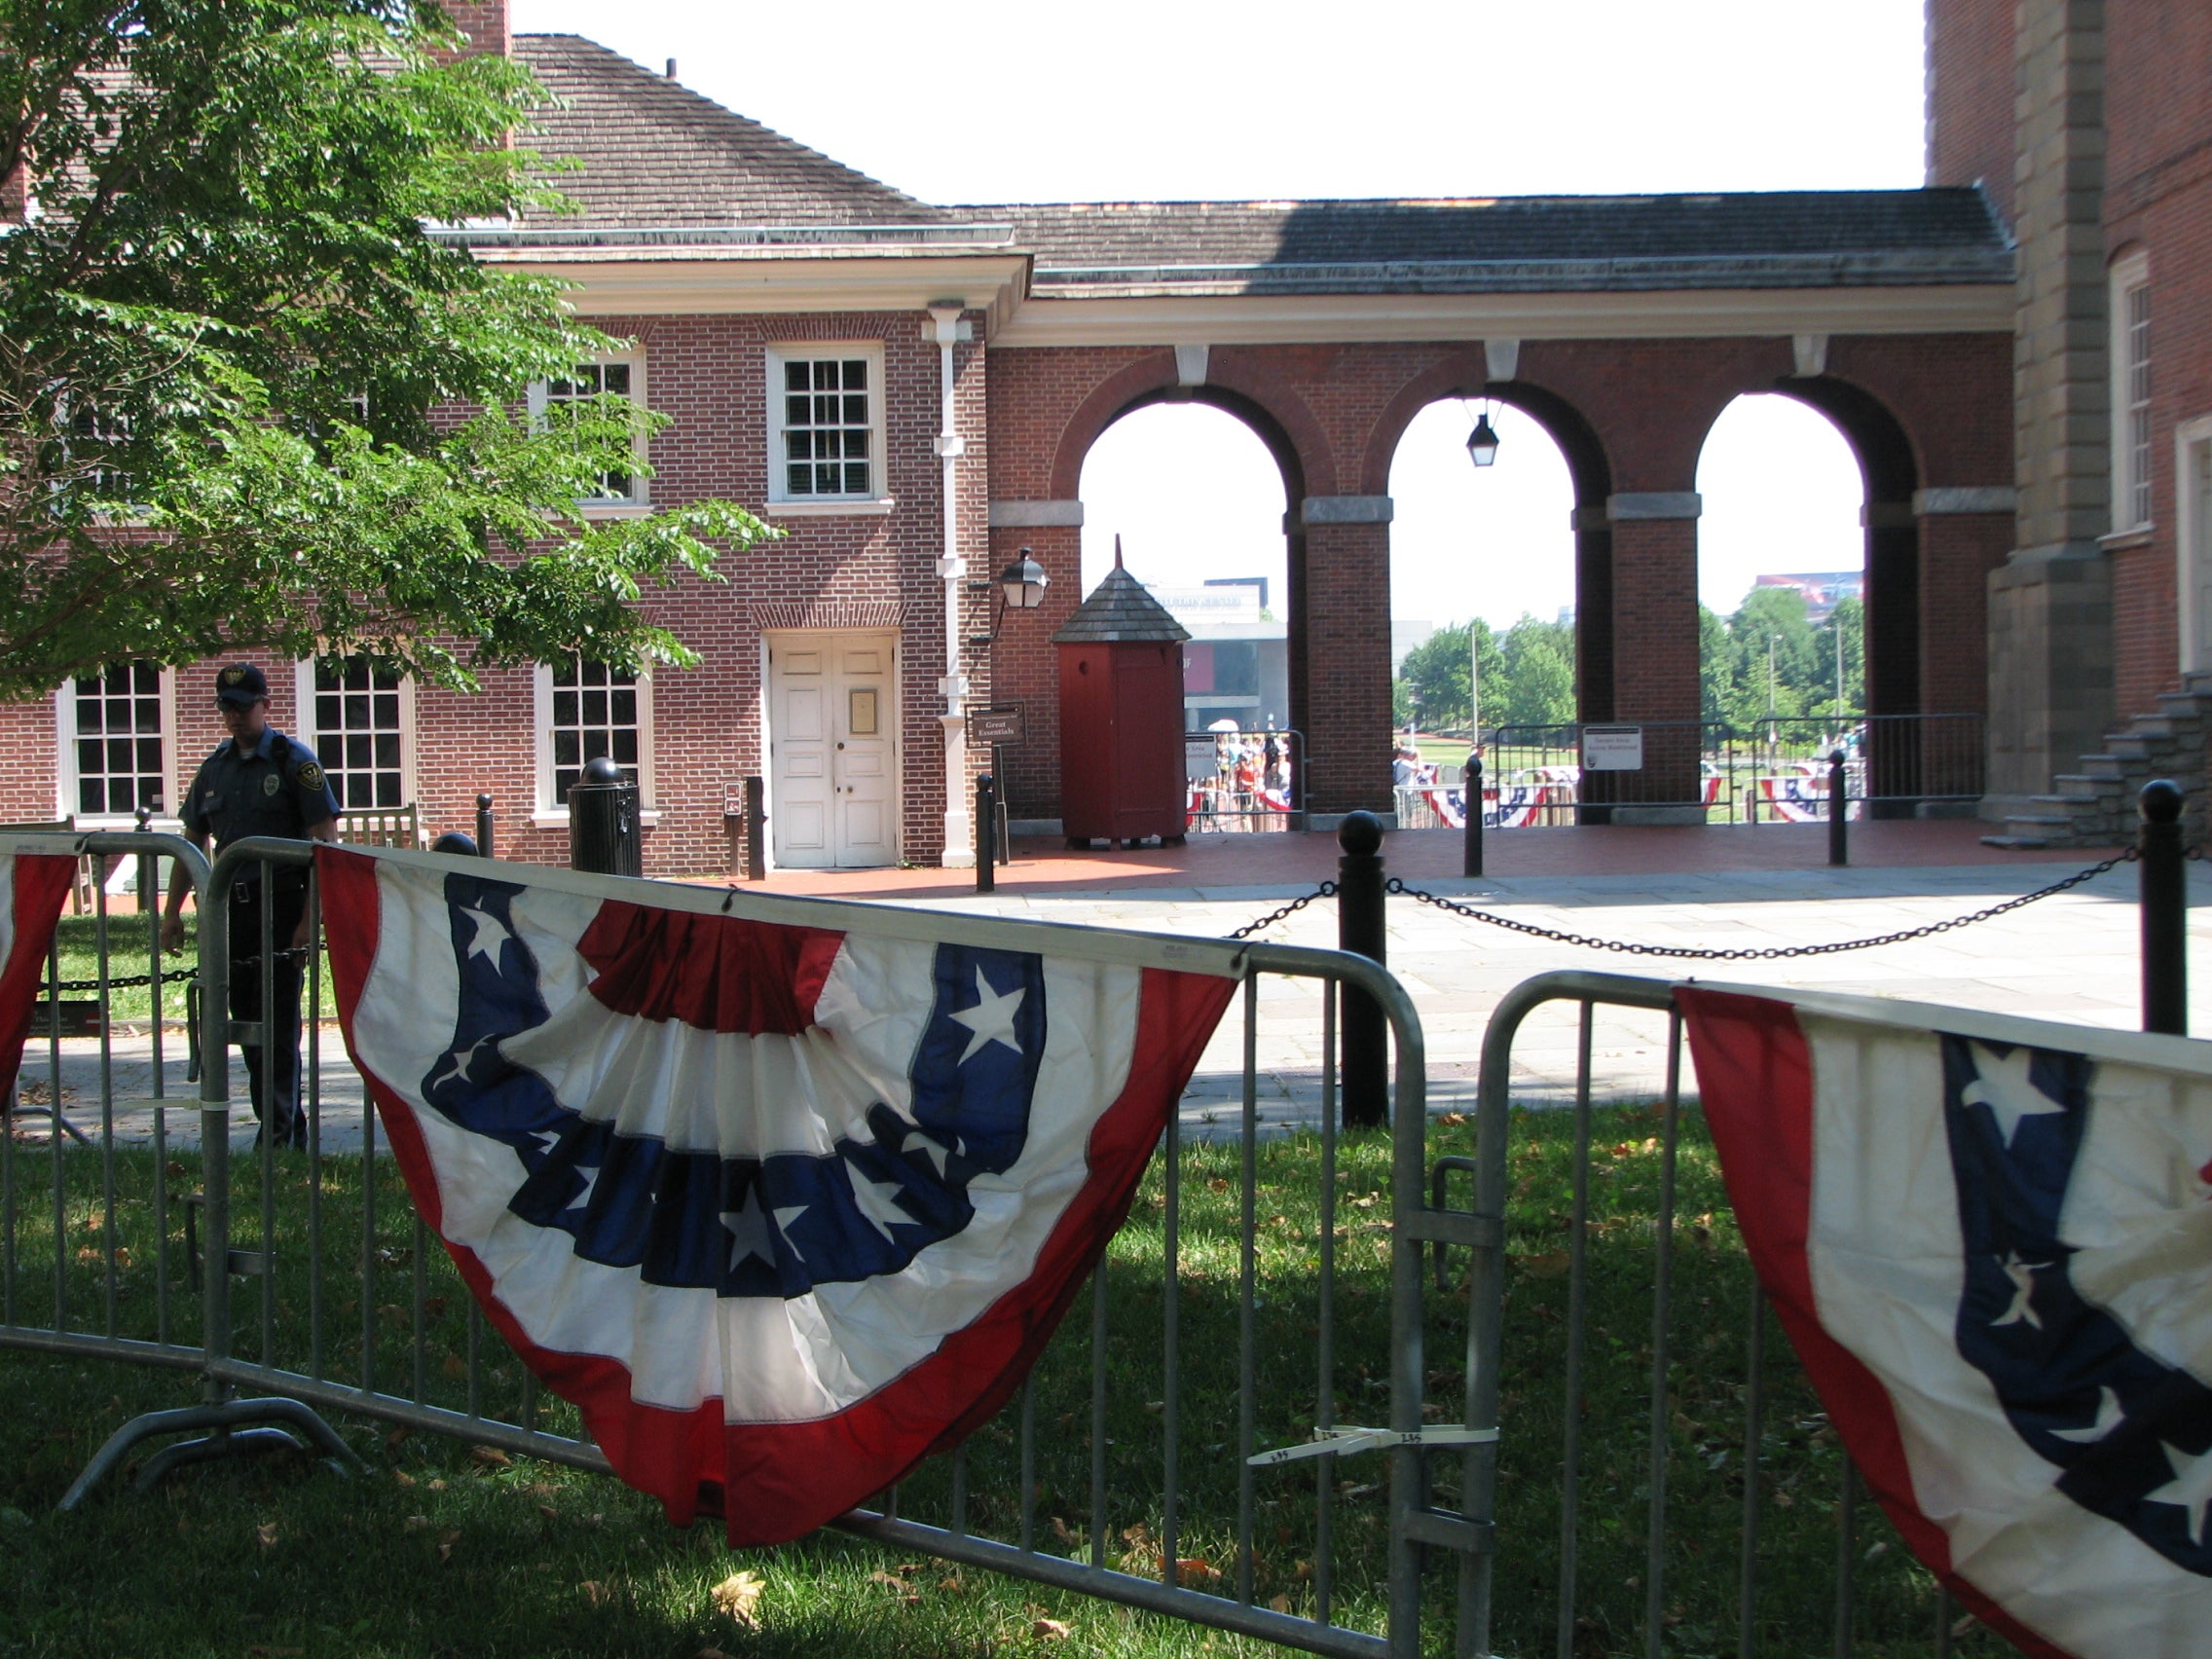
[969,547,1051,645]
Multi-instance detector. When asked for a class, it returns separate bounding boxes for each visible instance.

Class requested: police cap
[215,664,270,707]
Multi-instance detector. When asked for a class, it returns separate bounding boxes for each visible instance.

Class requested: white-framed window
[527,354,646,507]
[532,656,654,819]
[766,345,886,506]
[296,655,412,810]
[55,662,173,822]
[2112,251,2153,534]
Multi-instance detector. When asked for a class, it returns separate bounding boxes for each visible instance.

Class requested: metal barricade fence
[7,833,1492,1659]
[1461,969,1965,1659]
[2,830,207,1385]
[1186,727,1305,833]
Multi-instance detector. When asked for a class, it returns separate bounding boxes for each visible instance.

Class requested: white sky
[511,0,1925,626]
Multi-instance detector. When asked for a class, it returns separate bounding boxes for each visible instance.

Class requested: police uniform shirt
[181,727,339,854]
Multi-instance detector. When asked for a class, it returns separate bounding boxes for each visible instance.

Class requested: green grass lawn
[0,1108,2010,1658]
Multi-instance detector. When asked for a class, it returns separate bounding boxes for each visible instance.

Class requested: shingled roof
[963,190,2014,295]
[1051,564,1192,645]
[511,36,945,229]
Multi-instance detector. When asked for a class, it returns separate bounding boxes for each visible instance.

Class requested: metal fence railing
[1457,969,1976,1659]
[2,830,1478,1659]
[1395,714,1987,829]
[1185,727,1305,833]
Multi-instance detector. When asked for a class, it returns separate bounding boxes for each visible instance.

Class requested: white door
[768,633,897,868]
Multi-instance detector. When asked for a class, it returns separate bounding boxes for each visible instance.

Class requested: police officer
[160,664,338,1149]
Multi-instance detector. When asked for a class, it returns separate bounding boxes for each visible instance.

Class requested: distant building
[1753,571,1863,623]
[1151,582,1290,732]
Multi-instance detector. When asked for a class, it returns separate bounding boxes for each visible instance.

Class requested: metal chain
[1227,880,1337,940]
[42,946,306,994]
[1384,849,2143,963]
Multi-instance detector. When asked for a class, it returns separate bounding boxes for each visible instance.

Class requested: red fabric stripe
[0,856,83,1108]
[1675,987,2073,1659]
[576,901,845,1035]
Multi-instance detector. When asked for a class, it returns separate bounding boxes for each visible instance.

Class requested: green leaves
[0,0,770,694]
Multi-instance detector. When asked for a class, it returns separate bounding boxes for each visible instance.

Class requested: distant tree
[1394,619,1501,730]
[1495,613,1575,727]
[0,0,770,697]
[1697,582,1864,731]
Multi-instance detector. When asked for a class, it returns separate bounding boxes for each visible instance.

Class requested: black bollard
[475,793,495,860]
[2140,780,2187,1036]
[744,776,767,882]
[1827,749,1849,867]
[1462,751,1484,878]
[976,774,998,894]
[1338,811,1388,1129]
[430,830,478,857]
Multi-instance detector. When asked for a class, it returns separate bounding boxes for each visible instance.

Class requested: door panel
[771,633,897,868]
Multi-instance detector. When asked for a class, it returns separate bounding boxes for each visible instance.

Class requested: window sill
[531,808,662,830]
[576,500,652,519]
[763,498,897,519]
[2098,527,2156,551]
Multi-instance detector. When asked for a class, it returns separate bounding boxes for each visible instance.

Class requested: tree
[0,0,770,698]
[1495,613,1575,727]
[1394,619,1501,730]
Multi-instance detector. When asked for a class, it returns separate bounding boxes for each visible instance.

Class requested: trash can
[569,756,642,877]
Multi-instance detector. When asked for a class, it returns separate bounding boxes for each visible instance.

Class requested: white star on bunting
[847,1161,912,1242]
[719,1184,776,1272]
[564,1161,599,1216]
[460,903,512,968]
[1991,1251,2047,1330]
[1962,1045,2068,1149]
[428,1035,497,1092]
[949,968,1026,1066]
[2149,1441,2212,1546]
[2052,1385,2125,1445]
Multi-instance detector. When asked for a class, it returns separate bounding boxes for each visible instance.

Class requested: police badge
[262,774,280,796]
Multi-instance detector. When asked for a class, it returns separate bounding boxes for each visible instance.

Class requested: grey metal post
[474,793,495,860]
[2140,780,2187,1035]
[1827,749,1848,866]
[976,774,997,894]
[1338,811,1387,1129]
[744,775,767,882]
[1463,752,1483,877]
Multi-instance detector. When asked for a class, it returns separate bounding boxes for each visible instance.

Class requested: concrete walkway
[18,826,2195,1152]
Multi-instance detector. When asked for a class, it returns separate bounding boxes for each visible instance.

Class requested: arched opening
[1077,399,1301,831]
[1385,399,1580,737]
[1696,386,1927,818]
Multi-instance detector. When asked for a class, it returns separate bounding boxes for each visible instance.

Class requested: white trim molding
[55,664,177,825]
[1173,344,1210,387]
[525,351,649,508]
[1913,486,2018,515]
[292,656,418,812]
[2176,415,2212,675]
[1608,492,1703,521]
[531,657,656,824]
[1791,333,1830,377]
[1302,495,1394,526]
[1484,338,1521,382]
[2111,248,2154,535]
[766,341,889,509]
[988,499,1085,529]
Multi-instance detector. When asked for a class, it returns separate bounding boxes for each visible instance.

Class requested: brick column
[1606,496,1704,815]
[985,503,1083,822]
[1299,499,1394,815]
[1918,497,2016,799]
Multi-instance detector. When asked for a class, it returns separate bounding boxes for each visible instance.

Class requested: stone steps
[1984,686,2212,848]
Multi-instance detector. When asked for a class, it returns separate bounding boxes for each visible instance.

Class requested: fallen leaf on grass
[694,1649,733,1659]
[1515,1250,1570,1279]
[390,1469,416,1488]
[1439,1111,1467,1126]
[937,1574,967,1594]
[437,1529,461,1565]
[1031,1618,1072,1641]
[441,1355,468,1381]
[402,1516,430,1532]
[535,1504,559,1523]
[1268,1594,1293,1613]
[578,1580,610,1607]
[1173,1558,1219,1586]
[711,1569,764,1628]
[1206,1177,1231,1194]
[385,1426,411,1451]
[254,1523,278,1548]
[469,1446,512,1470]
[868,1570,905,1589]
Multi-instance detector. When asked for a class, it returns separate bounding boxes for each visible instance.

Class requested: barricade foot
[56,1396,363,1510]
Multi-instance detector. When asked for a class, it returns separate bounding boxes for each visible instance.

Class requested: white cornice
[477,252,1033,336]
[988,283,2013,348]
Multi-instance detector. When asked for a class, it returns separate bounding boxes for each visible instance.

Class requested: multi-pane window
[546,657,641,805]
[2125,282,2153,530]
[312,657,405,809]
[778,355,873,498]
[2112,255,2154,534]
[71,663,164,817]
[537,360,640,502]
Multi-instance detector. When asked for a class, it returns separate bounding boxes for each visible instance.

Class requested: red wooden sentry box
[1051,553,1191,847]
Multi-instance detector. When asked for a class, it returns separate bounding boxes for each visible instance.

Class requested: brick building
[7,2,2035,871]
[1930,0,2212,840]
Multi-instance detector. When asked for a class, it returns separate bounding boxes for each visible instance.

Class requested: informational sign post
[1581,724,1645,771]
[970,706,1024,746]
[1185,738,1219,780]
